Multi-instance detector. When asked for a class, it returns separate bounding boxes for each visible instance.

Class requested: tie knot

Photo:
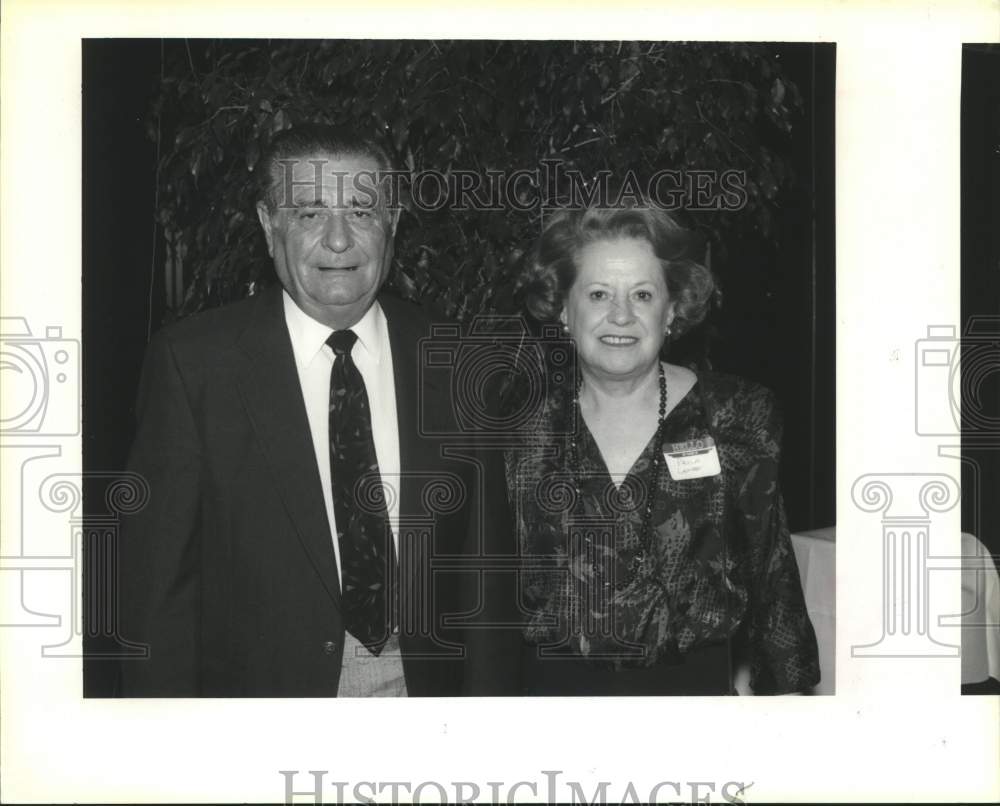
[327,329,358,357]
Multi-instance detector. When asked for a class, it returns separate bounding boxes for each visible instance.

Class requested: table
[959,531,1000,687]
[791,527,836,694]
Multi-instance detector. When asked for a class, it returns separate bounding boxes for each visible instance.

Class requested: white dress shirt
[282,291,401,582]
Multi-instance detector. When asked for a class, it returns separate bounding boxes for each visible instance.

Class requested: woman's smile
[599,334,639,346]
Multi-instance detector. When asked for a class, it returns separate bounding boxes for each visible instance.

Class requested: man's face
[256,151,397,329]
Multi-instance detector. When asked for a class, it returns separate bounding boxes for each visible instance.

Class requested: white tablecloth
[958,532,1000,686]
[789,527,1000,693]
[791,527,836,694]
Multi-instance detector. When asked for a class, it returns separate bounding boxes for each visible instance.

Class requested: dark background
[82,40,836,695]
[960,44,1000,560]
[960,44,1000,695]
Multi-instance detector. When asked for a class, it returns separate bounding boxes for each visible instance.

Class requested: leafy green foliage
[151,40,802,321]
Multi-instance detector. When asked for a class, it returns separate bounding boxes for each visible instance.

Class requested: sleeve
[737,387,821,695]
[117,331,203,696]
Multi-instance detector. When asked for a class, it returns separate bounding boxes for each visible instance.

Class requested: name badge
[664,436,721,480]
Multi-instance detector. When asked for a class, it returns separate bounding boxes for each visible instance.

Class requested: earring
[665,325,672,337]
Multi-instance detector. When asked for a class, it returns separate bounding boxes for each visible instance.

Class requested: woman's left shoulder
[696,370,778,413]
[696,371,783,451]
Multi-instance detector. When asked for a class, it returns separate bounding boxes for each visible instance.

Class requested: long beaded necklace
[566,362,669,590]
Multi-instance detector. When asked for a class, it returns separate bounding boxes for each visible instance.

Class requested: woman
[507,202,820,695]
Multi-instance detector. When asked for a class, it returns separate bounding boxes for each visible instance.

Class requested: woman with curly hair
[507,201,819,695]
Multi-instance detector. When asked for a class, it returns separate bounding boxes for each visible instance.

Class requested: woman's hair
[522,203,716,337]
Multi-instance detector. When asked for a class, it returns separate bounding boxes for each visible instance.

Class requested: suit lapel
[381,295,453,653]
[380,294,451,512]
[381,294,423,528]
[233,287,342,607]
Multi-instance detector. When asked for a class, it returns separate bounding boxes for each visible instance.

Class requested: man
[117,124,517,696]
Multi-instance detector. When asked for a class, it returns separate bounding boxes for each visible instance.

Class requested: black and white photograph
[1,2,998,803]
[81,39,836,699]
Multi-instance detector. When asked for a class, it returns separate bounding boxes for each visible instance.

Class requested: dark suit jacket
[117,287,520,696]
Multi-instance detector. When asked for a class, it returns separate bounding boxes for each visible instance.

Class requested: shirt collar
[282,290,385,369]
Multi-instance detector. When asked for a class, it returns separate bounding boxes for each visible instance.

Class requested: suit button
[322,640,337,655]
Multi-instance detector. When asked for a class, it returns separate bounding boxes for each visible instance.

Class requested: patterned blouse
[504,370,820,695]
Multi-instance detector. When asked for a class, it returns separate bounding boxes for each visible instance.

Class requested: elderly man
[117,124,516,697]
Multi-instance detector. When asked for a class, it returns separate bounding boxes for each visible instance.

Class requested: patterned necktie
[327,329,398,655]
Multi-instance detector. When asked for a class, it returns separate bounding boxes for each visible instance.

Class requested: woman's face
[561,237,676,382]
